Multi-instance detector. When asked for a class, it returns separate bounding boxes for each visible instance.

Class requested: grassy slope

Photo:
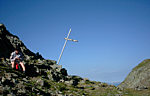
[133,59,150,71]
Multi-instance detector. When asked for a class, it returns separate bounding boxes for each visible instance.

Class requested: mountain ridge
[1,24,150,96]
[0,24,120,95]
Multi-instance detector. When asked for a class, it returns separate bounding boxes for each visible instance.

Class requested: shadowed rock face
[0,24,35,59]
[118,59,150,90]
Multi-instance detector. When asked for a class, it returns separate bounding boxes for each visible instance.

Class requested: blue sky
[1,0,150,82]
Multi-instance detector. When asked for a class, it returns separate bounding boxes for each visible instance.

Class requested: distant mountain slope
[107,82,121,86]
[118,59,150,90]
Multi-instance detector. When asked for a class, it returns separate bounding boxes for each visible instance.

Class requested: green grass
[133,59,150,71]
[122,88,150,96]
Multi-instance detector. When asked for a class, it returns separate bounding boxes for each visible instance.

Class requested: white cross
[57,28,78,64]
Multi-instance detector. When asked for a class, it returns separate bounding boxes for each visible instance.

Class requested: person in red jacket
[10,48,25,72]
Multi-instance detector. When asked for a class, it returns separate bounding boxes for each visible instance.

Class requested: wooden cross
[57,28,78,64]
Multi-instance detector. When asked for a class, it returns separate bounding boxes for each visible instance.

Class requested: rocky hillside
[0,24,36,59]
[118,59,150,90]
[0,24,121,96]
[1,24,150,96]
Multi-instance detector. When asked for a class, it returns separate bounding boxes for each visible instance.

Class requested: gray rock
[118,59,150,90]
[4,73,11,80]
[37,59,44,64]
[65,80,73,85]
[18,88,26,94]
[12,79,16,84]
[36,78,44,86]
[50,64,62,70]
[1,77,6,83]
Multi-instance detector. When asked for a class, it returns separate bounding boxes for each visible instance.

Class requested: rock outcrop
[118,59,150,90]
[0,24,36,59]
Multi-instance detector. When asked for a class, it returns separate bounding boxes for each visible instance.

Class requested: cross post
[57,28,78,64]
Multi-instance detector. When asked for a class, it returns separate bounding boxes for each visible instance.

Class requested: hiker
[10,48,25,72]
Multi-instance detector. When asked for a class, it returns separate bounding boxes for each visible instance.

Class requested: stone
[60,68,68,76]
[36,79,44,86]
[37,59,44,64]
[18,88,26,94]
[12,79,16,84]
[1,77,6,83]
[65,80,73,85]
[50,64,62,70]
[118,59,150,90]
[11,73,18,78]
[5,73,11,80]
